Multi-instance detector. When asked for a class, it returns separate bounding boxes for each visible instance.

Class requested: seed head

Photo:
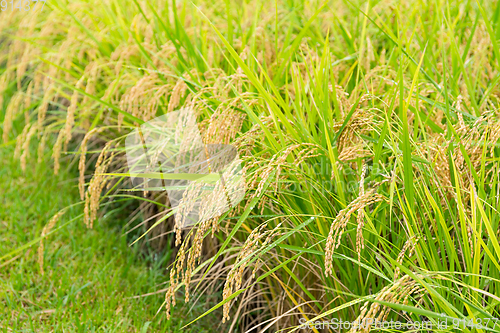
[38,210,65,275]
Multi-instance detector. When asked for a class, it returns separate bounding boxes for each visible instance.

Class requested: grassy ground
[0,141,214,332]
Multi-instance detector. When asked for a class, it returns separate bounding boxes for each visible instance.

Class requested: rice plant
[2,0,500,331]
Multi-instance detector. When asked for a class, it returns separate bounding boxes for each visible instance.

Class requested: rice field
[2,0,500,332]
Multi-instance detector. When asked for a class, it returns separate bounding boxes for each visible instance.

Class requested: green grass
[0,141,217,332]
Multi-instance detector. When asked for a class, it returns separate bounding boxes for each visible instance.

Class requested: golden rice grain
[14,123,31,160]
[16,44,31,90]
[85,142,115,228]
[78,128,100,200]
[64,78,84,149]
[38,210,65,275]
[24,81,34,123]
[38,84,54,130]
[355,162,368,260]
[3,94,23,143]
[0,75,7,109]
[52,129,65,175]
[222,223,280,322]
[37,130,48,163]
[325,189,385,277]
[393,236,419,280]
[348,274,425,333]
[20,124,38,172]
[168,79,188,112]
[83,62,98,106]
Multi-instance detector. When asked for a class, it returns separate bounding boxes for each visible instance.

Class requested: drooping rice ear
[37,130,48,164]
[86,142,115,229]
[355,162,368,260]
[38,210,66,275]
[348,275,425,333]
[20,124,38,172]
[14,123,31,160]
[394,235,419,280]
[64,77,85,150]
[325,189,385,277]
[37,84,54,131]
[3,93,24,143]
[52,128,65,175]
[24,81,34,124]
[78,128,101,200]
[168,79,188,112]
[221,223,280,323]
